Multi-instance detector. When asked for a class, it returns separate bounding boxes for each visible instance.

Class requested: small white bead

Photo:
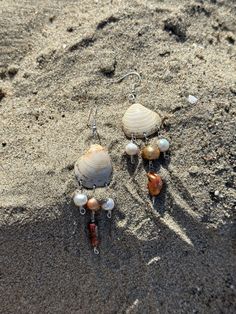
[157,138,170,152]
[73,193,88,206]
[101,198,115,211]
[125,142,139,156]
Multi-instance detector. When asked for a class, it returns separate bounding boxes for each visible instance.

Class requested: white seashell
[122,103,162,138]
[74,144,112,189]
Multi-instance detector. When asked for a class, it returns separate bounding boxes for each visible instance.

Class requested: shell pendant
[74,144,112,188]
[122,103,161,139]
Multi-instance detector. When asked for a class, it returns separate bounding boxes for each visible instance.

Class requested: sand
[0,0,236,313]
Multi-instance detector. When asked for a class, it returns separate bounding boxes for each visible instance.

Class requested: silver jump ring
[79,206,86,215]
[94,247,99,255]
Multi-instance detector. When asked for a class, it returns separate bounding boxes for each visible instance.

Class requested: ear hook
[87,104,101,144]
[87,104,97,127]
[112,71,142,102]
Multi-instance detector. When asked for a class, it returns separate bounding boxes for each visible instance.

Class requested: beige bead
[142,145,160,160]
[86,198,100,211]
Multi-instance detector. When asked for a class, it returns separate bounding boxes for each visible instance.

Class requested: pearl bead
[125,142,139,156]
[73,193,88,206]
[157,138,170,152]
[87,197,100,211]
[142,144,160,160]
[101,198,115,211]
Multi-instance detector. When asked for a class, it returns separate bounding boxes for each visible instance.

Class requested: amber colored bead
[142,144,160,160]
[147,172,163,196]
[86,197,100,211]
[88,222,99,247]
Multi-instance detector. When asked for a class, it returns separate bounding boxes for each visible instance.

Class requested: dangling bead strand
[141,133,162,201]
[101,198,115,218]
[86,197,100,254]
[88,221,99,254]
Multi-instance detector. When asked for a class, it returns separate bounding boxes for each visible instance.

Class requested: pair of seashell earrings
[73,72,170,254]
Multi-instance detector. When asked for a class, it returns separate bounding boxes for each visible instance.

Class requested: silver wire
[107,210,112,219]
[164,151,170,161]
[143,132,149,144]
[72,220,77,235]
[87,104,101,144]
[79,180,83,191]
[94,247,99,255]
[149,160,154,172]
[93,184,96,195]
[152,196,155,206]
[111,71,142,102]
[91,211,95,222]
[79,206,86,215]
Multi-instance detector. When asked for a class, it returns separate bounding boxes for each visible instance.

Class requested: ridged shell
[74,144,112,189]
[122,103,162,138]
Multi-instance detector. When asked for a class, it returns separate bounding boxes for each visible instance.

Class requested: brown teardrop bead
[86,197,100,211]
[147,172,163,196]
[142,144,160,160]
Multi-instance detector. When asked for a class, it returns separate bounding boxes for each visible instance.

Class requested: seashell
[74,144,112,189]
[122,103,162,139]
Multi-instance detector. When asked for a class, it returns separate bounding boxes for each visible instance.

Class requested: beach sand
[0,0,236,313]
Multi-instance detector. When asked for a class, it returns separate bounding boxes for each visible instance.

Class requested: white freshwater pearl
[73,193,88,206]
[125,142,139,156]
[157,138,170,152]
[101,198,115,211]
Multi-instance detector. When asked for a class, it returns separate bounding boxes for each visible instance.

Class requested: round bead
[101,198,115,211]
[125,142,139,156]
[73,193,88,207]
[142,144,160,160]
[157,138,170,152]
[86,197,100,211]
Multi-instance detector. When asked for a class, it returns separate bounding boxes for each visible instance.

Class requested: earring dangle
[72,104,115,254]
[113,72,170,204]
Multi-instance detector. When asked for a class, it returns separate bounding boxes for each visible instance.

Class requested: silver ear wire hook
[87,104,101,144]
[112,71,142,102]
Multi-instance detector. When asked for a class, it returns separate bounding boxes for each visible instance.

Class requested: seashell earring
[112,72,170,204]
[73,104,115,254]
